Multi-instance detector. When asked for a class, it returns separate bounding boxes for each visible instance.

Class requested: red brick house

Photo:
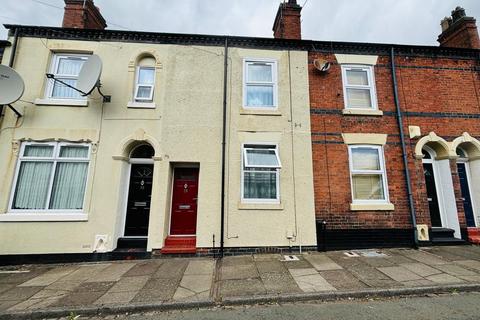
[274,3,480,249]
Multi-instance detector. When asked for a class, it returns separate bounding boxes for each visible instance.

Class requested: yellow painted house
[0,0,316,259]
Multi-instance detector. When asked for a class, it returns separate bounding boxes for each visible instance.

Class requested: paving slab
[172,286,210,301]
[377,266,424,282]
[253,254,282,261]
[183,260,215,276]
[457,275,480,282]
[222,256,253,267]
[360,257,396,268]
[94,290,139,305]
[400,263,442,277]
[455,260,480,272]
[401,279,435,287]
[106,275,149,293]
[305,254,343,271]
[260,272,301,294]
[400,250,449,266]
[175,275,212,296]
[221,264,258,280]
[18,266,78,287]
[319,270,367,290]
[0,268,51,285]
[60,264,110,281]
[122,260,162,277]
[132,278,179,303]
[256,260,288,274]
[289,268,336,292]
[152,260,188,279]
[426,273,464,284]
[85,263,136,283]
[347,264,391,281]
[219,278,266,297]
[0,286,43,303]
[424,248,468,261]
[50,290,109,308]
[435,264,478,277]
[281,259,312,269]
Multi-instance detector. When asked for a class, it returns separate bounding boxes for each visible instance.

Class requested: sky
[1,0,479,46]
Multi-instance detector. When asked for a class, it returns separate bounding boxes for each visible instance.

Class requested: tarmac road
[79,292,480,320]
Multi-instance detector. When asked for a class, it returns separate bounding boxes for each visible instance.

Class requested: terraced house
[0,0,317,261]
[0,0,479,262]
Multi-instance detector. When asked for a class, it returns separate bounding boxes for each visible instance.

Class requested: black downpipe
[390,47,419,249]
[220,38,229,258]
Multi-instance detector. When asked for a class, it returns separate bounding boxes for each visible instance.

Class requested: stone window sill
[350,203,394,211]
[342,109,383,116]
[0,213,88,222]
[127,101,156,109]
[35,98,88,107]
[240,109,282,116]
[238,202,284,211]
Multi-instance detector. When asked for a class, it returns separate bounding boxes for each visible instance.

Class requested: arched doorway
[456,147,477,228]
[123,144,155,237]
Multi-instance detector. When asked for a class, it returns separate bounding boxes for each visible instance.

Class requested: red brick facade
[308,51,480,238]
[272,0,302,40]
[62,0,106,30]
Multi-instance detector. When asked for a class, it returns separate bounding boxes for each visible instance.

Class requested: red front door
[170,168,199,235]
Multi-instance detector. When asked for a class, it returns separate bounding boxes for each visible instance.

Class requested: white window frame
[134,66,155,102]
[241,143,281,204]
[348,145,389,204]
[8,141,91,214]
[243,59,278,109]
[45,53,90,100]
[341,65,378,110]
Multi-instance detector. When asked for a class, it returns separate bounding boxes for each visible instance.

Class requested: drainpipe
[0,28,19,117]
[220,37,229,258]
[390,47,419,249]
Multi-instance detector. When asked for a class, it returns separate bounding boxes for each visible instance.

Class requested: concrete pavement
[1,245,480,318]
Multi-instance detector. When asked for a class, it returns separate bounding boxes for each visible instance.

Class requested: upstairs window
[47,54,89,99]
[133,56,156,103]
[242,145,281,202]
[341,65,377,110]
[10,142,90,212]
[244,60,277,108]
[348,145,388,202]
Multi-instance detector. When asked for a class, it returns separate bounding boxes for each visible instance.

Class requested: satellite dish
[313,59,331,72]
[0,65,25,105]
[77,54,102,95]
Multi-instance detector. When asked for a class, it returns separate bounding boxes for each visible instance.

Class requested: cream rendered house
[0,1,316,259]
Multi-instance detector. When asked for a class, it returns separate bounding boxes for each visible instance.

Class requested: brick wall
[309,52,480,232]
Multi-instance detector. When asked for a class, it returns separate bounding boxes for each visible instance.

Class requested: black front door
[124,164,154,236]
[457,163,476,227]
[423,163,442,227]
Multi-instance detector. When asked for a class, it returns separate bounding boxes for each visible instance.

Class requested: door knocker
[184,183,188,193]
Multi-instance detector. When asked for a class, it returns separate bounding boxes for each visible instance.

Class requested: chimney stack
[62,0,107,30]
[438,7,479,49]
[273,0,302,40]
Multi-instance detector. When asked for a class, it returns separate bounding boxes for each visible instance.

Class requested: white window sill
[240,108,281,116]
[127,101,156,109]
[238,202,283,211]
[350,203,394,211]
[342,109,383,116]
[0,213,88,222]
[35,98,88,107]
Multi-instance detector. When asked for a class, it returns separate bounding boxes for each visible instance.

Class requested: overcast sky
[1,0,479,45]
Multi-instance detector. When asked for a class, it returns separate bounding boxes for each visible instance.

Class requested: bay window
[242,145,281,202]
[10,142,90,212]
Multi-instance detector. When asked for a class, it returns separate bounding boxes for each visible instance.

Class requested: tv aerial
[0,65,24,117]
[46,54,111,103]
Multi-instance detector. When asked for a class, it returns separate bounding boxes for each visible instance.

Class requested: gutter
[220,37,229,258]
[390,47,419,249]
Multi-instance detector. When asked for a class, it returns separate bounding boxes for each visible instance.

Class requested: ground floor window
[242,144,281,202]
[10,142,90,212]
[348,145,389,202]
